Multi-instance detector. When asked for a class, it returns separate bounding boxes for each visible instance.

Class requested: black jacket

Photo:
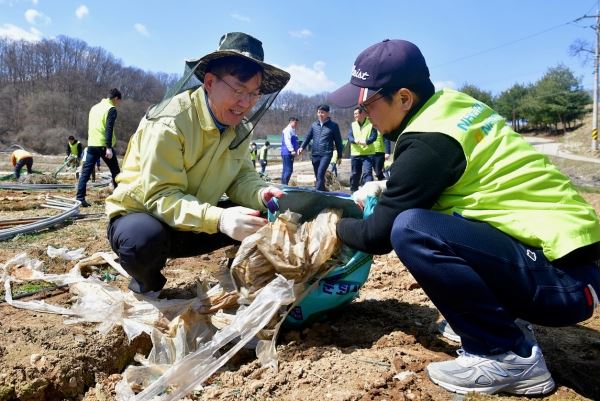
[337,132,466,254]
[301,118,343,157]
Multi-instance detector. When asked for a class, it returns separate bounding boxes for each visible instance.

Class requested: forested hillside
[0,35,179,153]
[0,35,354,155]
[0,35,590,155]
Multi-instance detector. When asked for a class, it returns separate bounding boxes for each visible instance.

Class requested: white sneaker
[438,320,461,343]
[437,319,536,345]
[426,345,555,395]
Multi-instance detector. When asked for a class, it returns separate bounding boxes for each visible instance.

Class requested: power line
[430,17,585,69]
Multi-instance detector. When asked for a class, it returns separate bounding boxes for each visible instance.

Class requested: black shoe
[78,199,91,207]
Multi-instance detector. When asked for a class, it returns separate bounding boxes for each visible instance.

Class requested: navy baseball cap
[329,39,430,108]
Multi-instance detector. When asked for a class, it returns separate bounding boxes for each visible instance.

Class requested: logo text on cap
[352,65,370,81]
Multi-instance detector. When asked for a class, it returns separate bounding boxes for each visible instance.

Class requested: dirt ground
[1,156,600,401]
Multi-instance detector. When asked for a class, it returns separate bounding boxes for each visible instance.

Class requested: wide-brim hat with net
[186,32,290,94]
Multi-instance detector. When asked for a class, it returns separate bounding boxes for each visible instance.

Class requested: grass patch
[0,280,56,302]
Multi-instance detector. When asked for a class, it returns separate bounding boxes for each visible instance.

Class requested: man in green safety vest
[76,88,122,207]
[65,135,83,167]
[329,39,600,397]
[249,142,258,168]
[347,107,377,191]
[257,141,270,175]
[371,130,391,180]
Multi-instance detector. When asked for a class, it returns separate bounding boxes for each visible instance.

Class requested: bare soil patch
[0,155,599,401]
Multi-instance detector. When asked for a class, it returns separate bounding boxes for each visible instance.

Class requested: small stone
[248,380,263,393]
[29,354,41,365]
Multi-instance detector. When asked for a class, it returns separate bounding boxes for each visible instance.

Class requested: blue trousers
[390,209,600,355]
[372,152,386,180]
[311,154,332,191]
[281,154,295,185]
[350,155,373,191]
[14,157,33,179]
[259,160,267,174]
[329,163,338,177]
[108,212,237,293]
[76,146,120,201]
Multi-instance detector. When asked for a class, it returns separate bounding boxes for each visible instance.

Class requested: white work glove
[260,186,285,207]
[352,180,387,209]
[105,148,114,159]
[218,206,266,241]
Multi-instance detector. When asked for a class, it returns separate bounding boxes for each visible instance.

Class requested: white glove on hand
[105,148,114,159]
[218,206,266,241]
[260,186,285,207]
[352,180,387,208]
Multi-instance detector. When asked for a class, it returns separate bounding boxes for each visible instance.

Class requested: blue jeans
[14,157,33,179]
[108,211,237,293]
[330,163,338,177]
[76,146,120,201]
[281,154,295,185]
[390,209,600,355]
[259,160,267,174]
[311,154,332,191]
[350,155,373,191]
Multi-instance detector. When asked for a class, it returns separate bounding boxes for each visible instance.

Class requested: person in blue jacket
[280,117,299,184]
[298,104,343,191]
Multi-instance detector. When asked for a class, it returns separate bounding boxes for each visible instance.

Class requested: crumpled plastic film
[64,279,163,339]
[231,208,342,293]
[47,245,86,261]
[1,253,83,315]
[120,275,295,401]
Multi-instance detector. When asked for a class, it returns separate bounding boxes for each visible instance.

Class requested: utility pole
[578,4,600,151]
[593,7,599,151]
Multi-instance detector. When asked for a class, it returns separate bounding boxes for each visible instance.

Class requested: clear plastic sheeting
[231,208,342,293]
[1,252,84,315]
[47,245,85,261]
[2,251,295,400]
[117,275,295,401]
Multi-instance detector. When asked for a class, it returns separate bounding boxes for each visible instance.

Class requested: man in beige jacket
[106,32,290,296]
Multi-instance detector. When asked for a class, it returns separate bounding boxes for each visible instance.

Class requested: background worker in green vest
[347,106,377,191]
[10,149,33,179]
[371,130,391,180]
[65,135,83,167]
[76,88,122,207]
[329,39,600,397]
[257,141,270,175]
[249,142,258,168]
[329,151,338,177]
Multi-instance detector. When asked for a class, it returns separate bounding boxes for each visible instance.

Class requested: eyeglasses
[359,88,384,114]
[215,75,262,102]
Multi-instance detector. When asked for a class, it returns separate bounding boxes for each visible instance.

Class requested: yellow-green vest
[350,118,375,156]
[88,98,117,147]
[372,131,386,153]
[68,141,80,156]
[250,147,257,161]
[258,145,268,161]
[403,88,600,261]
